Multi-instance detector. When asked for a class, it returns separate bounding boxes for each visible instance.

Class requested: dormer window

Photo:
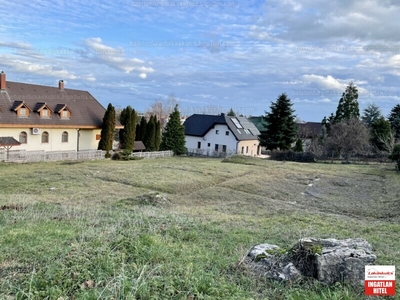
[61,109,69,118]
[34,103,52,118]
[55,104,71,119]
[12,101,31,117]
[20,107,27,116]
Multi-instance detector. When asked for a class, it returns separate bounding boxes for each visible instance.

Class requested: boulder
[245,238,376,287]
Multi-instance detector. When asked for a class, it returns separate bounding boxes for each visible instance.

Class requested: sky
[0,0,399,122]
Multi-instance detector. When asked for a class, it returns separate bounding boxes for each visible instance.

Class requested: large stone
[245,238,376,287]
[298,238,376,286]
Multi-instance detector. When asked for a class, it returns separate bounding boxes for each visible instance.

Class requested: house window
[62,131,68,143]
[42,131,49,143]
[197,141,201,149]
[225,131,229,136]
[19,131,27,144]
[246,146,249,154]
[216,130,219,134]
[96,134,101,140]
[241,146,244,154]
[61,110,69,118]
[19,107,28,116]
[215,144,219,151]
[222,145,227,152]
[207,143,210,147]
[41,109,49,117]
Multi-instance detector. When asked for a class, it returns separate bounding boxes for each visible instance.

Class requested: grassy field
[0,156,399,299]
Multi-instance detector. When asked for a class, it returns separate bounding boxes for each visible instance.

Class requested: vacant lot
[0,157,399,299]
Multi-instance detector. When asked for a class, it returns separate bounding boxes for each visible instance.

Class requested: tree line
[259,83,400,169]
[98,104,186,158]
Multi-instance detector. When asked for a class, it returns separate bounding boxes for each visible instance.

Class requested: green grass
[0,157,399,299]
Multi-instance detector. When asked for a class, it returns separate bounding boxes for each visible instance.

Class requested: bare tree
[324,118,370,163]
[147,94,179,126]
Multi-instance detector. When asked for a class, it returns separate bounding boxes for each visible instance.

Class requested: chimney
[0,71,6,90]
[59,80,64,90]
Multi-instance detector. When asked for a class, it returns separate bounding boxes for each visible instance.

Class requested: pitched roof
[183,114,225,136]
[248,116,268,133]
[183,114,260,141]
[0,136,21,146]
[0,80,106,128]
[134,141,146,151]
[297,122,322,138]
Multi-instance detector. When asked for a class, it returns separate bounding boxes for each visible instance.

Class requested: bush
[270,150,316,163]
[111,149,144,161]
[389,144,400,170]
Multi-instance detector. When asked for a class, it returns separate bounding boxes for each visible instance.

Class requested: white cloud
[82,38,154,75]
[301,74,346,91]
[0,57,78,79]
[139,73,147,79]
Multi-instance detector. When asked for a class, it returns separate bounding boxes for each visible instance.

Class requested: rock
[246,243,303,283]
[245,238,376,287]
[298,238,376,286]
[248,243,280,261]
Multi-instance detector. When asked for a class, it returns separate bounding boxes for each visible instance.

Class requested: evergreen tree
[144,115,156,151]
[293,138,303,152]
[388,104,400,140]
[389,144,400,170]
[334,82,360,122]
[98,103,116,157]
[362,103,382,128]
[155,117,161,151]
[135,121,141,141]
[119,106,137,151]
[138,116,147,142]
[321,114,335,135]
[227,108,236,116]
[371,117,393,152]
[259,93,297,150]
[160,104,186,155]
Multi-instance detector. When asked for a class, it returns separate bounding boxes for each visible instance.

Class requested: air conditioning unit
[32,128,41,135]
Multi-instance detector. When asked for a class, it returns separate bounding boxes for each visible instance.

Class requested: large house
[184,113,261,156]
[296,121,322,151]
[0,72,106,152]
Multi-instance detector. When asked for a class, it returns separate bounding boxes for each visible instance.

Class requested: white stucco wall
[185,124,260,156]
[186,124,238,153]
[0,128,100,151]
[79,129,101,150]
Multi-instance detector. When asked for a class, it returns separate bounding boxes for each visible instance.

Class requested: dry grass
[0,156,399,299]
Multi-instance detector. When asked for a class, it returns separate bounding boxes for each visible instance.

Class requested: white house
[184,113,261,156]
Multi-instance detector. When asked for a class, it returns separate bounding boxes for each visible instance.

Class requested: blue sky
[1,0,399,121]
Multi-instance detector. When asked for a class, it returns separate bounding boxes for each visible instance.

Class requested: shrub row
[270,150,316,163]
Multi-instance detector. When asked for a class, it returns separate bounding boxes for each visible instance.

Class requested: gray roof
[184,114,260,141]
[0,80,106,128]
[297,122,322,138]
[0,136,21,146]
[133,141,146,151]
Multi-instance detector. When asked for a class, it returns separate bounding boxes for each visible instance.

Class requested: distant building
[184,113,261,156]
